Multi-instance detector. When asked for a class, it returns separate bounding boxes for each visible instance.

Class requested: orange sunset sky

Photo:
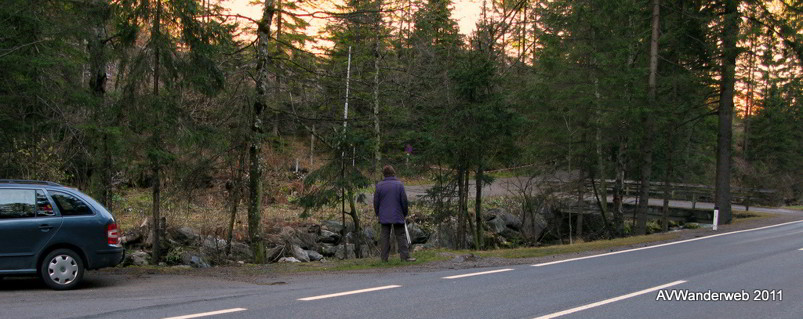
[225,0,483,36]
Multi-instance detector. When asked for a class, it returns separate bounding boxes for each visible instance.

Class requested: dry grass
[731,210,775,224]
[471,232,682,259]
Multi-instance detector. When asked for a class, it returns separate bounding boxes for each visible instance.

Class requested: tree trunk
[272,0,283,138]
[593,77,607,235]
[612,140,626,236]
[87,0,113,210]
[637,0,661,236]
[226,150,245,256]
[456,168,465,249]
[347,189,362,258]
[372,0,383,178]
[715,0,739,224]
[662,132,674,232]
[150,0,162,265]
[474,164,484,249]
[248,0,276,264]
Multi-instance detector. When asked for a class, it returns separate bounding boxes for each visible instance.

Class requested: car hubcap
[48,255,78,285]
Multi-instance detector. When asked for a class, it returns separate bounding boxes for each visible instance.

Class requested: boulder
[306,250,323,262]
[487,216,507,234]
[125,250,149,266]
[170,226,199,245]
[202,236,227,252]
[189,255,210,268]
[486,208,522,230]
[407,223,429,244]
[362,228,376,243]
[321,220,354,234]
[266,246,285,262]
[317,230,340,244]
[229,241,253,260]
[278,257,301,263]
[278,227,302,246]
[321,220,344,234]
[296,231,319,250]
[319,244,338,257]
[122,228,143,247]
[335,244,356,260]
[291,245,310,262]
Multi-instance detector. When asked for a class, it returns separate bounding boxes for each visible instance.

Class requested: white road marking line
[532,280,687,319]
[442,268,515,279]
[298,285,401,301]
[799,248,803,251]
[162,308,247,319]
[533,220,803,267]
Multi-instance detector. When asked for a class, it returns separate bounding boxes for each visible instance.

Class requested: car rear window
[50,191,94,216]
[36,190,56,217]
[0,189,36,219]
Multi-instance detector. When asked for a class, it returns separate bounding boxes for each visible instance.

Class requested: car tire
[40,249,84,290]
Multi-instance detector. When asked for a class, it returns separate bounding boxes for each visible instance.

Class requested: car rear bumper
[89,247,124,270]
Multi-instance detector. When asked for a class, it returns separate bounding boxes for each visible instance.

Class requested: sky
[225,0,483,37]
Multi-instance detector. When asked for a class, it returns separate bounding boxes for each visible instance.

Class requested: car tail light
[107,223,121,246]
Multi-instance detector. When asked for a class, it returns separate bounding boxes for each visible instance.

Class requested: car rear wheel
[40,249,84,290]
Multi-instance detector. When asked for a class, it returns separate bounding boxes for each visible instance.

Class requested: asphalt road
[2,219,801,319]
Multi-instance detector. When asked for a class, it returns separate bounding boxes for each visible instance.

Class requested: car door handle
[39,224,54,232]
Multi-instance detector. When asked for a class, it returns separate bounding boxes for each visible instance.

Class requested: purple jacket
[373,177,409,224]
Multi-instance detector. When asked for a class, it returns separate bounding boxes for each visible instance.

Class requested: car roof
[0,179,65,188]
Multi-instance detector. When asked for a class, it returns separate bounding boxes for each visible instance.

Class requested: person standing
[374,165,415,262]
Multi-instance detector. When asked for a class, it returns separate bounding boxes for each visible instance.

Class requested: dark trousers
[380,223,409,261]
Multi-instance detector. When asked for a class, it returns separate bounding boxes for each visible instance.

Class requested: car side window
[50,191,94,216]
[36,190,56,217]
[0,189,36,219]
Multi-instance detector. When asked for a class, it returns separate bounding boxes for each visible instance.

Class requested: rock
[486,208,522,230]
[229,241,253,260]
[317,230,340,244]
[319,244,338,257]
[189,255,210,268]
[278,227,302,246]
[519,208,548,240]
[335,244,356,260]
[362,228,376,243]
[321,220,344,234]
[407,223,429,244]
[266,246,285,262]
[305,250,323,261]
[500,228,523,242]
[296,231,319,250]
[170,226,199,245]
[278,257,301,263]
[321,220,354,234]
[291,245,310,262]
[359,245,373,258]
[487,216,507,234]
[122,228,143,246]
[125,250,150,266]
[202,236,227,252]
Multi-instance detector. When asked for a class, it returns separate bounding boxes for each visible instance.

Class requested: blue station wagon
[0,180,124,290]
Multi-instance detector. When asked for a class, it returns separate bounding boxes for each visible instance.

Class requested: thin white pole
[343,46,352,130]
[713,207,719,231]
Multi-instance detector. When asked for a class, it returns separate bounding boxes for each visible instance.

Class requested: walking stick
[404,221,411,245]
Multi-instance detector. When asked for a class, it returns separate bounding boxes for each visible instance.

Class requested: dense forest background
[1,0,800,261]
